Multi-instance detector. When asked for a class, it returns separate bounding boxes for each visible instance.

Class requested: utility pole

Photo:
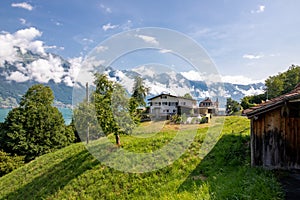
[86,82,89,144]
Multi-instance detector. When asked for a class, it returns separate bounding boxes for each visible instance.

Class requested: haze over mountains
[0,47,264,107]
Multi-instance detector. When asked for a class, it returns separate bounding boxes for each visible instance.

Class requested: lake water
[0,108,73,125]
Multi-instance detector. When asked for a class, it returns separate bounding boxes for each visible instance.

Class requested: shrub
[0,150,24,177]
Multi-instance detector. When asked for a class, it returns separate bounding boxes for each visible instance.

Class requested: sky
[1,0,300,85]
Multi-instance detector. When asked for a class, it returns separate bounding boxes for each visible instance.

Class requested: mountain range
[0,48,264,107]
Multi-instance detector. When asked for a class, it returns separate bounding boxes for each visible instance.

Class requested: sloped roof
[200,97,213,103]
[148,93,196,102]
[245,83,300,118]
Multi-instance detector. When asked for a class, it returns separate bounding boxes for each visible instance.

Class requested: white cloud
[243,54,264,59]
[181,70,263,85]
[95,45,108,52]
[0,27,46,65]
[65,57,82,86]
[11,2,33,11]
[135,34,159,45]
[251,5,265,14]
[181,70,205,81]
[100,4,112,13]
[159,49,173,54]
[27,55,65,83]
[102,23,118,31]
[221,75,264,85]
[121,20,133,31]
[6,71,29,82]
[19,18,26,25]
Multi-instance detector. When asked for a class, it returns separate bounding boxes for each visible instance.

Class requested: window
[162,102,168,105]
[173,109,176,113]
[166,109,169,113]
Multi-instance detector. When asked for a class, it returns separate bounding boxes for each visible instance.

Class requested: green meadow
[0,116,283,199]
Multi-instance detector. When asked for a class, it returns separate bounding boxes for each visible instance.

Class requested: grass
[0,116,284,199]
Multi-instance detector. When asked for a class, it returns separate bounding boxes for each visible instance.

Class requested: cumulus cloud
[11,2,33,11]
[6,71,30,82]
[102,23,118,31]
[26,55,65,83]
[0,27,46,65]
[243,54,264,59]
[135,34,159,45]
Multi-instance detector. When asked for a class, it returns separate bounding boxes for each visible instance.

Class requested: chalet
[245,84,300,169]
[199,97,219,115]
[148,94,198,119]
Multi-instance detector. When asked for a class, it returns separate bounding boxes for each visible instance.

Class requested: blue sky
[1,0,300,84]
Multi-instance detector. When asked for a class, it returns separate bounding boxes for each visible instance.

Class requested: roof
[200,97,213,103]
[148,93,196,102]
[148,93,177,101]
[245,83,300,118]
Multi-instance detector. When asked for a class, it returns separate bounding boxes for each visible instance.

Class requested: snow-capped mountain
[0,47,264,107]
[105,66,265,102]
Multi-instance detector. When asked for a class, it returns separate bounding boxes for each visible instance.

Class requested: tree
[131,76,149,107]
[240,93,266,110]
[129,76,149,123]
[0,84,75,161]
[92,73,135,145]
[183,93,193,99]
[72,101,102,143]
[226,98,241,115]
[265,65,300,99]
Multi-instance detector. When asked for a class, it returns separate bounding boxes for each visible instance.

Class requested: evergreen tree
[129,76,149,122]
[0,84,74,161]
[131,76,149,107]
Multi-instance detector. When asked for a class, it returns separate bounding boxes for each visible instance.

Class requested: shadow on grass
[177,133,282,199]
[3,149,99,200]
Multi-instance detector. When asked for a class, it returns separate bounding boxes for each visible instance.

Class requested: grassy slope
[0,116,284,199]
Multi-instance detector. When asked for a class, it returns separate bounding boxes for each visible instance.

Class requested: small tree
[226,98,241,115]
[92,73,134,146]
[0,84,75,161]
[183,93,193,99]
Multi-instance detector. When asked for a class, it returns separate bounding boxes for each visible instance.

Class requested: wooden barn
[245,84,300,169]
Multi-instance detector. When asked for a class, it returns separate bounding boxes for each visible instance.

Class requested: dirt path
[279,170,300,199]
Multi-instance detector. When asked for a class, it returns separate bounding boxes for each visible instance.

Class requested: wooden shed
[245,84,300,169]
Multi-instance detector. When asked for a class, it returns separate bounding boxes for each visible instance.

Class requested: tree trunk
[115,133,121,146]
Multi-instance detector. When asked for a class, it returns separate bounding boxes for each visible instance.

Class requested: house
[148,93,198,119]
[199,97,219,115]
[245,84,300,169]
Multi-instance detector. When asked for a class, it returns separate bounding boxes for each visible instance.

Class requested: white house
[148,94,197,119]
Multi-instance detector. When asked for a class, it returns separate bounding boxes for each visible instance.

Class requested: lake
[0,108,73,125]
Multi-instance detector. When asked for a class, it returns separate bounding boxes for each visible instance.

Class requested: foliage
[181,113,187,123]
[131,76,149,107]
[0,117,283,199]
[92,73,135,138]
[170,114,181,124]
[265,65,300,99]
[129,76,149,123]
[240,93,266,110]
[183,93,193,99]
[0,84,75,162]
[0,150,24,177]
[226,98,241,115]
[73,101,103,142]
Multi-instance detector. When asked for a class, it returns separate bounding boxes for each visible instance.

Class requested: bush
[0,150,24,177]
